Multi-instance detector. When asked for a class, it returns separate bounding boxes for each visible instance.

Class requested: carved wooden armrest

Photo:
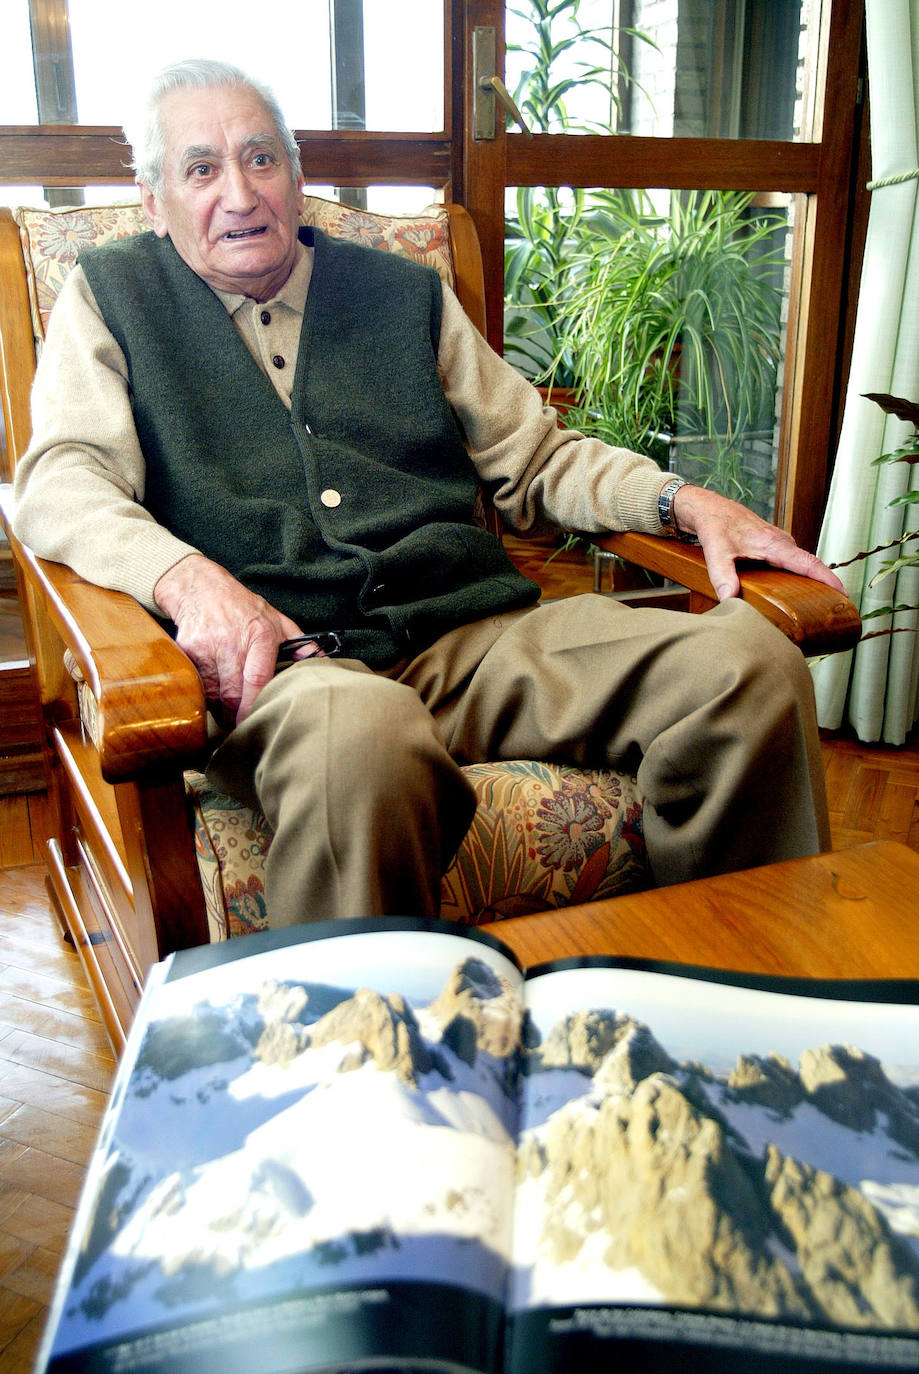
[1,496,206,782]
[595,531,861,658]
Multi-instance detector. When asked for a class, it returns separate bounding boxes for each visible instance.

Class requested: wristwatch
[657,475,688,534]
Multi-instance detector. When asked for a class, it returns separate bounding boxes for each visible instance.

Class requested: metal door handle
[473,26,533,140]
[478,75,533,137]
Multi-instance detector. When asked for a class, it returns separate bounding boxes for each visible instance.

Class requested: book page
[508,961,919,1373]
[42,921,526,1374]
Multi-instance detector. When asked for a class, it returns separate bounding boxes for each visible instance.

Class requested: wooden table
[494,840,919,979]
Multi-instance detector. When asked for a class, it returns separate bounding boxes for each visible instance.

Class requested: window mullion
[330,0,368,209]
[28,0,82,207]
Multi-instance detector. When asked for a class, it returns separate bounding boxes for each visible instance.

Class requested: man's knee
[260,664,476,890]
[265,663,450,782]
[705,600,815,706]
[209,661,448,809]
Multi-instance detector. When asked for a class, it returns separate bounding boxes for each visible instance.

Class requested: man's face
[140,84,303,300]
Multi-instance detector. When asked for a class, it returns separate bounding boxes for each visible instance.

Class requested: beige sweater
[13,239,674,615]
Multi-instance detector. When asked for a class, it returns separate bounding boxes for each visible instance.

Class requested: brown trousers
[206,594,829,926]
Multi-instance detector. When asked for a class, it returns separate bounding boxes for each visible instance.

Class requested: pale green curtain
[813,0,919,744]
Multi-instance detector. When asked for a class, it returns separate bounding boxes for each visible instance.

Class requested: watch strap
[657,476,687,531]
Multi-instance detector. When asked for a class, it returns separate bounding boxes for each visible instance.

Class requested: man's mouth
[222,226,268,241]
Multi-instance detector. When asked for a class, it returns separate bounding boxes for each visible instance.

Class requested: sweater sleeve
[12,264,200,613]
[436,282,674,537]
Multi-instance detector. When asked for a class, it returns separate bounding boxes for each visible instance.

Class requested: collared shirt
[213,241,314,409]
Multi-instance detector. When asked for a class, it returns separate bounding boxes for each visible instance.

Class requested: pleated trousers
[206,594,829,926]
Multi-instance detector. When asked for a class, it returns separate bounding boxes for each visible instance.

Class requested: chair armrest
[596,531,861,658]
[1,488,207,781]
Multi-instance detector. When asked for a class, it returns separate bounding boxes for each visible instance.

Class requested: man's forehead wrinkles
[180,143,218,164]
[178,131,279,163]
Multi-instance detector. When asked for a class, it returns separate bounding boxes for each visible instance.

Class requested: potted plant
[504,0,652,387]
[503,1,786,515]
[551,187,785,510]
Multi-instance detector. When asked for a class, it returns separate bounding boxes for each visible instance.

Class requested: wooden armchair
[0,199,860,1051]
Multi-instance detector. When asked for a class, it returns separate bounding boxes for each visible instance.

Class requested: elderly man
[14,59,843,926]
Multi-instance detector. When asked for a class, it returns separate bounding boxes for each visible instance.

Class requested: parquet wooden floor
[0,848,114,1371]
[822,730,919,852]
[0,729,917,1368]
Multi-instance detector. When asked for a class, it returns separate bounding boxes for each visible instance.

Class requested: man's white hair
[125,58,301,196]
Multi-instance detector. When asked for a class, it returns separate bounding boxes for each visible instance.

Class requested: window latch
[473,27,533,140]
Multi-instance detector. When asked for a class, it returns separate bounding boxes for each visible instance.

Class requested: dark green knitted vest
[79,226,538,667]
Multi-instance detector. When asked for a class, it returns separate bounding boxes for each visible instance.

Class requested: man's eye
[251,153,274,168]
[187,163,213,179]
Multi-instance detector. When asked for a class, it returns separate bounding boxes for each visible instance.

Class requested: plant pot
[537,386,580,420]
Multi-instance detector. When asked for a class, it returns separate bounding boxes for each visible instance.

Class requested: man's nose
[221,162,258,212]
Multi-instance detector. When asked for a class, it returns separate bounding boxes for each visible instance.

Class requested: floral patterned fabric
[439,762,647,923]
[19,196,650,937]
[15,203,149,349]
[186,761,647,942]
[300,196,455,285]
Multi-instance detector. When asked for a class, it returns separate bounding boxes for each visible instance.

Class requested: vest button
[260,309,271,325]
[272,354,285,369]
[320,489,342,508]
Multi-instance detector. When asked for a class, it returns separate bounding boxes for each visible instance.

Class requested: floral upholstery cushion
[15,202,148,350]
[25,197,650,936]
[439,761,646,921]
[186,762,646,941]
[300,197,455,284]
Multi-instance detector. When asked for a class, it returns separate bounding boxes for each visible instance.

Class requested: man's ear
[139,181,168,238]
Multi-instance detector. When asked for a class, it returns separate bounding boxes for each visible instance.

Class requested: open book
[39,918,919,1373]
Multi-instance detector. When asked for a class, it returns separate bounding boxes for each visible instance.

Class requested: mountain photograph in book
[513,964,919,1324]
[38,919,919,1374]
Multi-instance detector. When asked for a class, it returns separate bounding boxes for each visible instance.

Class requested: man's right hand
[153,553,319,724]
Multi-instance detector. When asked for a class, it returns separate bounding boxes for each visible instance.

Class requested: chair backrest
[1,194,487,480]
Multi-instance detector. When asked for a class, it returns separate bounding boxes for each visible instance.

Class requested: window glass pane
[363,3,444,132]
[0,187,42,210]
[60,0,442,132]
[507,0,813,141]
[0,0,38,122]
[67,0,331,129]
[0,186,140,210]
[505,185,791,518]
[305,186,440,212]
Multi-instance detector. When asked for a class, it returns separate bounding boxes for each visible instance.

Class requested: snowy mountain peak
[304,985,434,1085]
[428,956,525,1066]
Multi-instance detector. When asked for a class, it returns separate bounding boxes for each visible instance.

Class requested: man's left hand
[671,484,845,601]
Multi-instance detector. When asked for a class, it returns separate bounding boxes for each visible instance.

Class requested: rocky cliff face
[539,1008,665,1077]
[799,1044,919,1156]
[764,1145,919,1328]
[303,986,433,1085]
[425,956,522,1082]
[727,1051,804,1113]
[520,1012,919,1330]
[428,955,524,1066]
[266,954,528,1086]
